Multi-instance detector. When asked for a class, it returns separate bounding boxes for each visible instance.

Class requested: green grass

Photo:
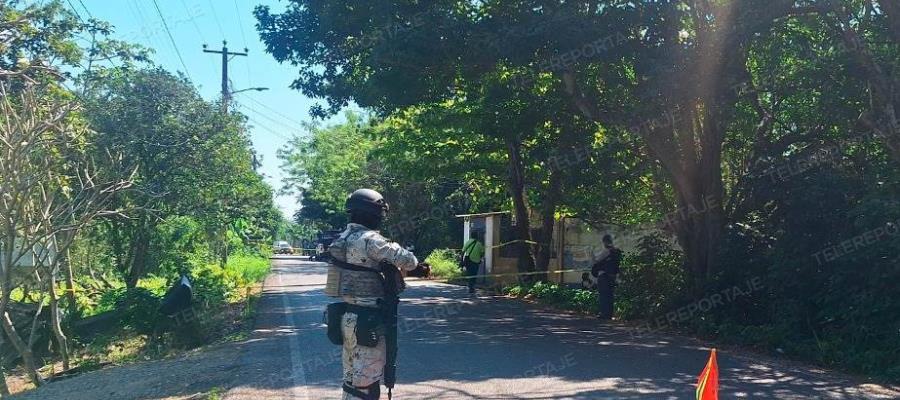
[225,255,271,284]
[206,388,225,400]
[425,249,463,280]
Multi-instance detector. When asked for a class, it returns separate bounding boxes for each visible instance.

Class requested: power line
[240,102,305,133]
[65,0,122,72]
[233,0,248,46]
[244,95,307,126]
[75,0,93,19]
[175,1,216,77]
[181,0,207,43]
[238,102,306,136]
[244,112,304,138]
[128,0,173,67]
[65,0,83,20]
[246,116,295,141]
[207,0,227,39]
[151,0,193,81]
[233,0,253,86]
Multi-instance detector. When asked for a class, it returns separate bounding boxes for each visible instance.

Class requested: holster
[347,303,382,348]
[325,302,347,345]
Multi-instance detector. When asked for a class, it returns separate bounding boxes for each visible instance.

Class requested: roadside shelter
[457,212,663,286]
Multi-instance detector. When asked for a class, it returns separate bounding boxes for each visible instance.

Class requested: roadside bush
[707,169,900,381]
[190,254,270,306]
[504,282,598,314]
[616,233,685,319]
[91,254,271,338]
[138,275,170,296]
[225,254,271,284]
[191,264,241,306]
[97,287,161,334]
[425,249,462,280]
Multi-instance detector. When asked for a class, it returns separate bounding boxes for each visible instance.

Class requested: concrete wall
[0,241,56,268]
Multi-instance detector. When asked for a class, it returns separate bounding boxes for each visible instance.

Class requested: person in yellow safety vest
[461,231,485,294]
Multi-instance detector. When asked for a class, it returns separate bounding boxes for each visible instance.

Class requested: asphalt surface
[221,257,897,400]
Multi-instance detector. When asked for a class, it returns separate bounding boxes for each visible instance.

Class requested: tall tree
[84,67,276,285]
[255,0,823,291]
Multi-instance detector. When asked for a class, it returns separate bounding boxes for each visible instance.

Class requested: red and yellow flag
[696,348,719,400]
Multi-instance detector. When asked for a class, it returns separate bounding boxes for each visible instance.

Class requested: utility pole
[203,40,248,112]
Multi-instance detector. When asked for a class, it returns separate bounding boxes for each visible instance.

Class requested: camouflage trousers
[341,311,385,400]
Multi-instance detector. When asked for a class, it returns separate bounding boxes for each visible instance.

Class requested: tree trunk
[0,330,10,397]
[27,295,45,349]
[47,277,70,371]
[0,312,43,387]
[533,167,562,280]
[504,138,536,278]
[62,251,78,322]
[108,220,129,278]
[220,238,229,268]
[669,183,725,293]
[126,230,150,288]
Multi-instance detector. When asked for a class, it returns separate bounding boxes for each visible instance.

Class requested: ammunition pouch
[347,303,382,348]
[326,302,383,347]
[326,302,348,345]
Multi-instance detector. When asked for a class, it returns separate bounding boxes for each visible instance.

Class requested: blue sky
[64,0,346,219]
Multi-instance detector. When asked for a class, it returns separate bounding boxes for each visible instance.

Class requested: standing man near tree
[592,234,623,320]
[461,230,485,294]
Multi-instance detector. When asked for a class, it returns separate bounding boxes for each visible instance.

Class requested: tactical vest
[324,233,385,298]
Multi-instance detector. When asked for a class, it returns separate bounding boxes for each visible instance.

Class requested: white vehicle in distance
[274,241,294,255]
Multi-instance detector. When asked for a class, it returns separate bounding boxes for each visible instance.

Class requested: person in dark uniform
[591,234,623,320]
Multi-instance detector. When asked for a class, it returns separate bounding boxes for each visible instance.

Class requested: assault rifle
[379,261,405,400]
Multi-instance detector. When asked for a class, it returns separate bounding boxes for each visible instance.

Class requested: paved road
[222,257,897,400]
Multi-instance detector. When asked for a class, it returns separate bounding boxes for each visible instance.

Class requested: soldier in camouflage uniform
[325,189,419,400]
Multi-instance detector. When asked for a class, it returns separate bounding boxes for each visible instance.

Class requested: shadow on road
[13,261,898,400]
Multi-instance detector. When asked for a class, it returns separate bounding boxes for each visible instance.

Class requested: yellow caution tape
[406,267,595,283]
[487,239,547,249]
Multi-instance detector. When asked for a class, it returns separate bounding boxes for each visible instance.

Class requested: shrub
[138,275,170,297]
[97,287,162,334]
[504,282,598,314]
[616,233,685,319]
[710,169,900,381]
[425,248,462,280]
[191,264,240,306]
[225,255,270,284]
